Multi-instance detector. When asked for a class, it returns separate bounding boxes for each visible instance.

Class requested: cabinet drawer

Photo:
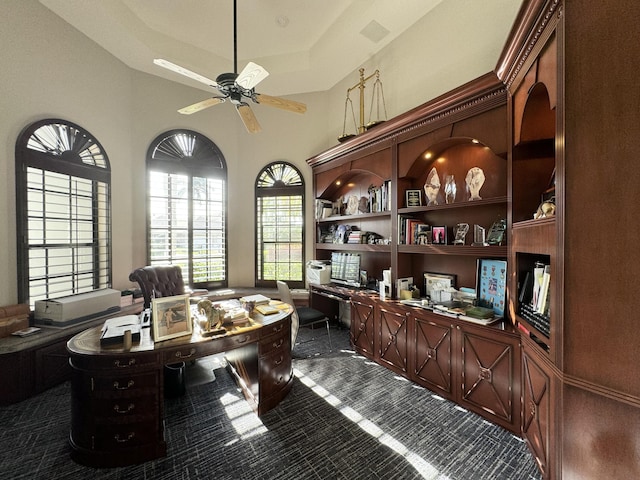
[259,349,292,399]
[92,394,159,419]
[71,352,159,371]
[261,319,288,339]
[90,422,160,451]
[91,371,160,396]
[259,333,290,357]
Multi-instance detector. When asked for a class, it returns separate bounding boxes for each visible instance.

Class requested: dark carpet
[0,326,541,479]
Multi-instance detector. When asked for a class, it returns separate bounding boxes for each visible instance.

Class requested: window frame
[255,161,305,289]
[146,129,228,289]
[15,118,112,307]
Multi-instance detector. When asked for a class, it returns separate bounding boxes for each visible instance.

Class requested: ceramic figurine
[424,167,441,206]
[465,166,485,200]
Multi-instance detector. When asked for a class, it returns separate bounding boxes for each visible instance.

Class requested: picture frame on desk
[151,294,192,342]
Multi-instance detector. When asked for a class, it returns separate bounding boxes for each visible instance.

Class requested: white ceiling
[38,0,453,97]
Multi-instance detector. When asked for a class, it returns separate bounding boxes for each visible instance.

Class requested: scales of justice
[338,68,388,142]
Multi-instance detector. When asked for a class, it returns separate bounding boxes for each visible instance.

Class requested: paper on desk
[101,315,140,333]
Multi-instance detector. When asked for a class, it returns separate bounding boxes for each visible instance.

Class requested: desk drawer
[90,422,160,451]
[91,371,159,395]
[259,349,292,399]
[261,319,288,339]
[259,333,290,357]
[71,352,160,371]
[92,394,159,420]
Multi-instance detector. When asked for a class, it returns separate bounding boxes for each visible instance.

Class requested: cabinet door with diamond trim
[411,312,454,398]
[458,322,521,433]
[377,305,408,375]
[350,296,375,359]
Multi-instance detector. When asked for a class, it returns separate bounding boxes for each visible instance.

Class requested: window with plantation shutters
[146,130,227,288]
[15,119,112,308]
[255,162,305,288]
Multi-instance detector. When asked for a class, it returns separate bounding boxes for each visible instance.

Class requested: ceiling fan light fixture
[153,0,305,133]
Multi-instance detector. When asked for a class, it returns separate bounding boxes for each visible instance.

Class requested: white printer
[306,260,331,285]
[34,288,121,327]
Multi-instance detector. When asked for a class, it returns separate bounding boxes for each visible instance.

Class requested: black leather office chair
[129,265,186,308]
[277,280,332,352]
[129,265,189,397]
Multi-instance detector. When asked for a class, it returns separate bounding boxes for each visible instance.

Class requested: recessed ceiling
[38,0,447,96]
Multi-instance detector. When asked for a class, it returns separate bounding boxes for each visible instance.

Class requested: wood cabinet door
[521,343,551,478]
[412,313,454,398]
[458,324,520,432]
[350,298,375,358]
[377,306,408,374]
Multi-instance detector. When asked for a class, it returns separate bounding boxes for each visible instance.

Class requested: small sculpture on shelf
[444,175,457,204]
[465,166,485,201]
[424,167,441,206]
[534,196,556,219]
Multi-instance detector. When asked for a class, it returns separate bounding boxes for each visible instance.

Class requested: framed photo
[416,224,431,245]
[152,294,193,342]
[423,272,457,298]
[476,259,507,317]
[431,225,447,245]
[405,189,422,207]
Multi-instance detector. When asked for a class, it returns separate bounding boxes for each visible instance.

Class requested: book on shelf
[536,265,551,314]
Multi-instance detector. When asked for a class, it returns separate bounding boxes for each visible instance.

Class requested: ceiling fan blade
[235,62,269,90]
[255,94,307,114]
[236,104,262,133]
[178,97,226,115]
[153,58,218,88]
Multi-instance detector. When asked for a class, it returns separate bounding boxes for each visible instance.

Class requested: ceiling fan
[153,0,306,133]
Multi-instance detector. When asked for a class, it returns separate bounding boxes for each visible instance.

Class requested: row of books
[531,262,551,315]
[397,215,429,245]
[369,180,392,213]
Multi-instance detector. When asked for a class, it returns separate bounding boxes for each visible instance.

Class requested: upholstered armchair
[128,265,186,308]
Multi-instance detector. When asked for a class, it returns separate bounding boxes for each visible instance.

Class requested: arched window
[255,162,305,288]
[15,119,112,307]
[147,129,227,288]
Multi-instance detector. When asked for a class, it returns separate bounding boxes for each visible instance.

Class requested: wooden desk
[66,305,293,467]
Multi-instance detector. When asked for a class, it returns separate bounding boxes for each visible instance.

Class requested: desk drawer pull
[272,339,284,349]
[175,348,196,359]
[274,355,284,366]
[272,324,284,334]
[114,432,135,443]
[114,359,136,368]
[113,380,135,390]
[113,403,135,414]
[235,335,250,344]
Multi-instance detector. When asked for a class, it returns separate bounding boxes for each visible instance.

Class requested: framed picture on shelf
[405,189,422,207]
[431,225,447,245]
[476,259,507,317]
[423,272,457,298]
[152,294,193,342]
[416,224,431,245]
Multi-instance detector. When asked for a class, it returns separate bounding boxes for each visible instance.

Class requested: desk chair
[277,280,332,353]
[129,265,188,397]
[129,265,186,308]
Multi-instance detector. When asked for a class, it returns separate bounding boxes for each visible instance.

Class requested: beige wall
[0,0,520,306]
